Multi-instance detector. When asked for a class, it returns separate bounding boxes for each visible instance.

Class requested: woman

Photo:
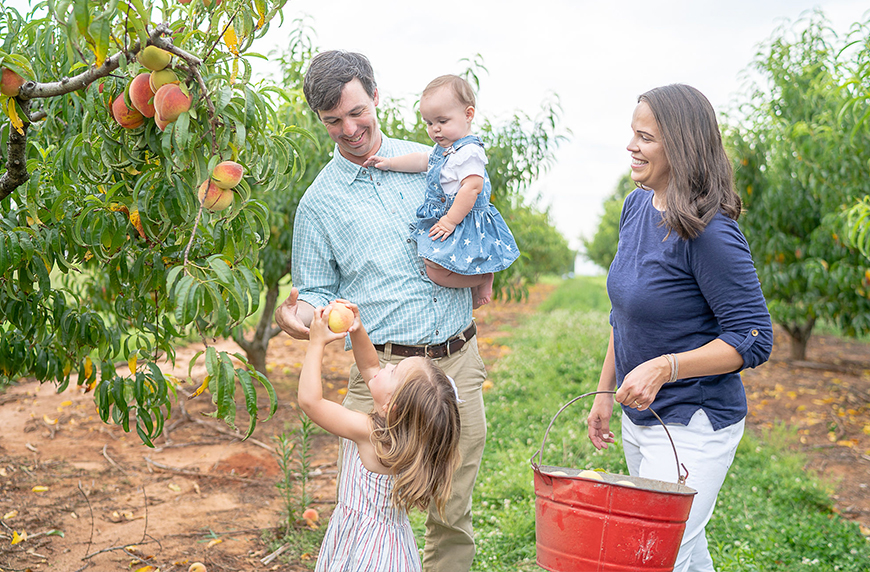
[586,84,773,572]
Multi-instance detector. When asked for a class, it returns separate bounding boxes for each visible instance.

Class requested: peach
[138,45,171,71]
[198,180,234,212]
[302,508,319,522]
[0,68,25,97]
[153,84,191,122]
[149,69,178,92]
[154,113,171,131]
[578,469,605,481]
[211,161,244,189]
[112,95,144,129]
[128,73,155,118]
[328,303,354,333]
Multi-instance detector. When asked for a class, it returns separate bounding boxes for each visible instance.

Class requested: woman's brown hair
[369,357,461,518]
[639,84,742,240]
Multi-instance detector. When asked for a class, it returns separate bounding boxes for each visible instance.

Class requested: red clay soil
[1,283,869,571]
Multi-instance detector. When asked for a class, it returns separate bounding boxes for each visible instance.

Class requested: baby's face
[420,87,473,148]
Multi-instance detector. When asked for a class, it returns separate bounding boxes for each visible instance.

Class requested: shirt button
[407,238,412,243]
[435,330,439,335]
[433,298,437,302]
[421,271,425,276]
[440,197,446,203]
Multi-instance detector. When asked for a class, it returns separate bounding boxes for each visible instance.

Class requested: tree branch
[0,99,31,201]
[1,24,205,200]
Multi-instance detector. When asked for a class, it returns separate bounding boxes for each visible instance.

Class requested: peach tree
[0,0,311,445]
[726,11,870,360]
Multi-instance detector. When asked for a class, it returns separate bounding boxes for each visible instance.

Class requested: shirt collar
[331,131,390,186]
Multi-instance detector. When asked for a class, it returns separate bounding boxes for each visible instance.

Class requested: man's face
[317,78,382,165]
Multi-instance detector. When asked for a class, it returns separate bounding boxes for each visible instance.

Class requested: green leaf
[237,368,257,439]
[208,255,233,285]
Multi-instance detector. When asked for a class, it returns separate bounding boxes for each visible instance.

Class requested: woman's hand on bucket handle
[615,356,668,411]
[587,394,616,450]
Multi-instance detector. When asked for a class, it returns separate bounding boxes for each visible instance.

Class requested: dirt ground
[1,283,869,571]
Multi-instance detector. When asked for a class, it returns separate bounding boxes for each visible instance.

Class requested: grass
[460,276,870,571]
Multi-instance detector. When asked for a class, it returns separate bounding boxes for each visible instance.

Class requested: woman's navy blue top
[607,189,773,430]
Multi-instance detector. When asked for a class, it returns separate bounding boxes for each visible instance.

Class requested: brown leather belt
[374,322,476,359]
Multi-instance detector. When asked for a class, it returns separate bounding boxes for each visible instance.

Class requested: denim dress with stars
[411,135,520,275]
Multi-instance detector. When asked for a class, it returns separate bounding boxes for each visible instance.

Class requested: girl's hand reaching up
[309,305,352,347]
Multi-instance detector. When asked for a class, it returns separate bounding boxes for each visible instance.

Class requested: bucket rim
[532,464,698,496]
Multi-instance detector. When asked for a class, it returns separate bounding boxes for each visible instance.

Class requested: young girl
[363,74,519,308]
[298,301,462,572]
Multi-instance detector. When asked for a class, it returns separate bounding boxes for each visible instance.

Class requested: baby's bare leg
[425,261,494,309]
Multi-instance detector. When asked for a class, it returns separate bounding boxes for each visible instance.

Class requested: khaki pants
[342,335,488,572]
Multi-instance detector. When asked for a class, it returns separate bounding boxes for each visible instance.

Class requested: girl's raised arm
[339,301,381,383]
[297,305,371,442]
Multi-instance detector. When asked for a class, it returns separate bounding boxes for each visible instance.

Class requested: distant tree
[582,172,634,272]
[725,10,870,360]
[229,20,329,375]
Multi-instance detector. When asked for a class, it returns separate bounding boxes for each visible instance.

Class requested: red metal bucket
[530,391,697,572]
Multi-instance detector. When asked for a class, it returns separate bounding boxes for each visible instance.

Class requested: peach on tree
[0,67,25,97]
[153,83,191,123]
[211,160,244,189]
[198,180,234,212]
[137,45,171,71]
[111,94,144,129]
[129,72,156,118]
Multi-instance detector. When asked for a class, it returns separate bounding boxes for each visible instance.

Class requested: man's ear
[373,87,380,107]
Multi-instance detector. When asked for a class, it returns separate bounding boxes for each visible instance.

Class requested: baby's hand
[362,155,391,170]
[309,305,349,347]
[429,216,457,241]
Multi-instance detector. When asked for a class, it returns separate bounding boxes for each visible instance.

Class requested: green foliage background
[724,11,870,358]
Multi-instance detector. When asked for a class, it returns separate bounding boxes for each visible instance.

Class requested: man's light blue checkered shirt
[291,133,473,345]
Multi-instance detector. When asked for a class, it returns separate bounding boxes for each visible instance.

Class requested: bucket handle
[529,390,688,486]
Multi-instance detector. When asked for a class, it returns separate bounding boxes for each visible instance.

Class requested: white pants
[621,409,744,572]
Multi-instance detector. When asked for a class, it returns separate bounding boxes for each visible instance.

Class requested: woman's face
[627,101,670,194]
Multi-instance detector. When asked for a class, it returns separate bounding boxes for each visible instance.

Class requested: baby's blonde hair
[422,74,476,109]
[370,357,462,518]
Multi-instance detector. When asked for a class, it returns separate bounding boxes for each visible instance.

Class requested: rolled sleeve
[719,324,773,370]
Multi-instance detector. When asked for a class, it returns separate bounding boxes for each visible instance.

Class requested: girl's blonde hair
[422,74,476,108]
[370,358,461,518]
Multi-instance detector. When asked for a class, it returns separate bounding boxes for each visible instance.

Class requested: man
[274,50,487,572]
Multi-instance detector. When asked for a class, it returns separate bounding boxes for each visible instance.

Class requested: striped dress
[315,439,421,572]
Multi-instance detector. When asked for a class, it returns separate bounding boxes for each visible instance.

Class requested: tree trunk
[234,283,284,376]
[781,317,816,361]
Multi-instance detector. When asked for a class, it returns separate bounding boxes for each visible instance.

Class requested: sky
[6,0,870,273]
